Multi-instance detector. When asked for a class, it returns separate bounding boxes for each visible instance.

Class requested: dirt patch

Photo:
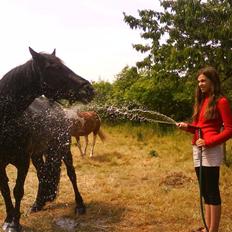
[159,171,193,188]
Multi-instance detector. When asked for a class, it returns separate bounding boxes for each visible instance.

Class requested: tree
[123,0,232,95]
[111,66,141,105]
[92,81,113,105]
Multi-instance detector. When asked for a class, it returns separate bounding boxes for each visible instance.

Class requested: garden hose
[198,128,209,232]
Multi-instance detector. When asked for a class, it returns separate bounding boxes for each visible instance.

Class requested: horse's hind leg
[44,150,62,202]
[83,135,88,156]
[63,149,86,215]
[31,147,62,212]
[90,133,97,157]
[0,164,15,230]
[30,154,47,212]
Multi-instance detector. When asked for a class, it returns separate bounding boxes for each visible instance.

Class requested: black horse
[23,96,86,215]
[0,48,94,232]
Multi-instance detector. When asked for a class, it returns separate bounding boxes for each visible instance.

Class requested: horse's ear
[29,47,40,60]
[29,47,38,58]
[29,47,44,63]
[51,49,56,56]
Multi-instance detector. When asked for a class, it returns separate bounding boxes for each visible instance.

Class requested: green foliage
[149,149,159,157]
[92,81,113,105]
[111,66,141,105]
[123,0,232,97]
[123,70,193,120]
[124,1,232,79]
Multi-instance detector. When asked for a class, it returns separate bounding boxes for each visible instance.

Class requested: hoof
[5,223,22,232]
[2,222,10,231]
[75,206,86,215]
[29,202,44,213]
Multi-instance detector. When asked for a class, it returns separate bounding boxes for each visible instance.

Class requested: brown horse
[69,111,106,157]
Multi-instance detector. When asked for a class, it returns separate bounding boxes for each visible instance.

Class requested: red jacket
[187,96,232,147]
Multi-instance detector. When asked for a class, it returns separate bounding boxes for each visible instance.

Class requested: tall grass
[0,123,232,231]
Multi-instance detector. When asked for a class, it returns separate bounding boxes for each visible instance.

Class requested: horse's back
[75,111,101,136]
[25,96,71,154]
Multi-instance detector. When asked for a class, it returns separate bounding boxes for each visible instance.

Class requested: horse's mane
[0,60,36,93]
[0,59,40,127]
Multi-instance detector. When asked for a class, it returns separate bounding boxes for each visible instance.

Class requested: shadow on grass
[91,151,123,163]
[75,200,126,231]
[21,200,126,232]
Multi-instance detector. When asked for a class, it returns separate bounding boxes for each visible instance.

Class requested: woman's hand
[196,138,205,147]
[176,122,188,130]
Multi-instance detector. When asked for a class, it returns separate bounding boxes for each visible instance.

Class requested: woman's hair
[193,66,222,121]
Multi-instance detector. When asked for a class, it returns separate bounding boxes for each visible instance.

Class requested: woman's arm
[204,97,232,146]
[176,122,197,134]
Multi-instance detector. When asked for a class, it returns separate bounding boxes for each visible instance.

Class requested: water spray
[105,106,177,125]
[66,104,178,125]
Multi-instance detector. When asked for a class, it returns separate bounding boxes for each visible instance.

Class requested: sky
[0,0,162,83]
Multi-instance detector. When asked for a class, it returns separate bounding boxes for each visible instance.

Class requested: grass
[1,122,232,232]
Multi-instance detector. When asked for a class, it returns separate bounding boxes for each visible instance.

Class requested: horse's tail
[97,129,106,142]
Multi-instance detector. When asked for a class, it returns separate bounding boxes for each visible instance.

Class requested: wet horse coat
[0,48,94,232]
[27,97,86,214]
[29,104,105,213]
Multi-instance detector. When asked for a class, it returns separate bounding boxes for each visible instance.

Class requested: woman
[177,66,232,232]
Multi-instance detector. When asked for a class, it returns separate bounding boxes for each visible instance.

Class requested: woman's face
[197,74,212,94]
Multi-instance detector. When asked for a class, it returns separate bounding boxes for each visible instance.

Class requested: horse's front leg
[75,136,84,157]
[9,157,30,232]
[62,149,86,214]
[0,164,15,231]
